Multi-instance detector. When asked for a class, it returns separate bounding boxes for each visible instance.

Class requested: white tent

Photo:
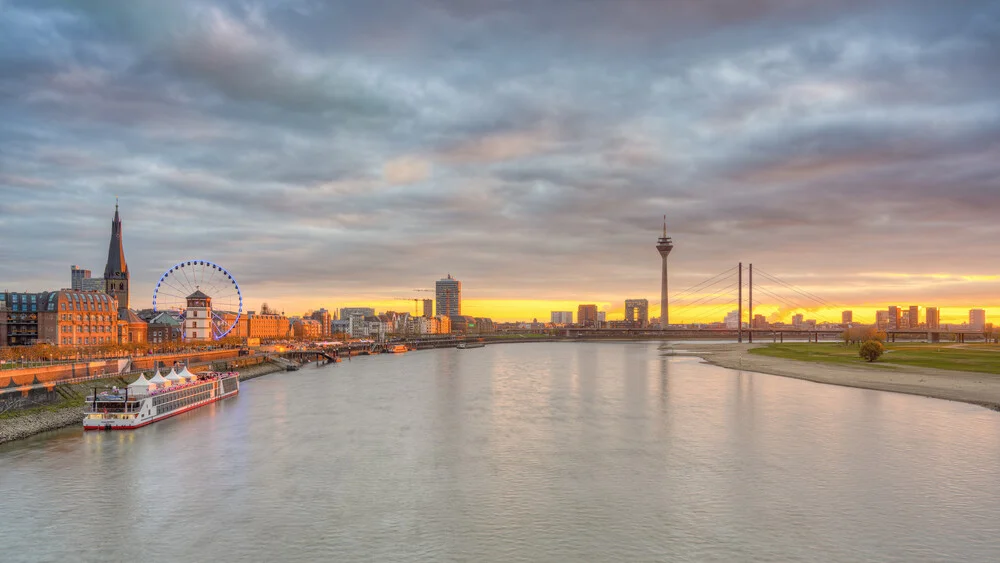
[165,367,183,385]
[127,373,150,394]
[179,366,197,382]
[149,370,169,388]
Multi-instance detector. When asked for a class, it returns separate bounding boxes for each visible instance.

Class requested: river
[2,342,999,562]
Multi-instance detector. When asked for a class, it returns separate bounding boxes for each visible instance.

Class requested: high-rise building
[103,202,129,312]
[792,313,804,327]
[724,310,740,329]
[624,299,649,327]
[422,299,434,319]
[842,310,853,325]
[435,274,461,317]
[888,306,901,330]
[908,305,919,328]
[577,304,598,327]
[597,311,606,323]
[926,307,940,329]
[655,216,674,328]
[753,314,767,328]
[71,266,91,290]
[970,309,987,330]
[876,310,890,329]
[551,311,573,324]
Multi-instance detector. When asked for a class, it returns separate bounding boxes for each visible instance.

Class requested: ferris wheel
[152,260,243,339]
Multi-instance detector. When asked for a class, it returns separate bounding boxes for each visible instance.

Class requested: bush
[859,340,884,362]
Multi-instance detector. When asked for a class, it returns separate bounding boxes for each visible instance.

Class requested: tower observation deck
[656,216,674,328]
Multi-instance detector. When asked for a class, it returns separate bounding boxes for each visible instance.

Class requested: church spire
[104,200,127,278]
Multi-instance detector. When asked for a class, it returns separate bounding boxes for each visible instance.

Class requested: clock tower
[103,200,129,312]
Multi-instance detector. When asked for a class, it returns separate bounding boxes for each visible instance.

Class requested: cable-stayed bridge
[565,263,990,342]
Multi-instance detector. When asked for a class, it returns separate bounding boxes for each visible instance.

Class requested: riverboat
[390,345,408,354]
[456,341,486,349]
[83,366,239,431]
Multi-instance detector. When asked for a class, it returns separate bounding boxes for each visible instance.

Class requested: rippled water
[2,342,1000,562]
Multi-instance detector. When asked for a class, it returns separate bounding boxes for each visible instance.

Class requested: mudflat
[674,343,1000,411]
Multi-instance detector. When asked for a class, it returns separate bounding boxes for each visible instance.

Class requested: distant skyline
[2,1,999,322]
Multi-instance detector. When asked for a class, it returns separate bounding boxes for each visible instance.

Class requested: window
[61,303,66,310]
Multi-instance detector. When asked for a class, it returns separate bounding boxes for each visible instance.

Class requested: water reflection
[2,342,1000,562]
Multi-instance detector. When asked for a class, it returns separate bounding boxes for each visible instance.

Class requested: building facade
[926,307,940,330]
[148,312,183,345]
[577,304,598,327]
[293,318,323,339]
[624,299,649,328]
[422,299,434,319]
[908,305,920,328]
[876,310,890,329]
[887,306,901,330]
[970,309,987,330]
[550,311,573,325]
[842,311,853,325]
[183,290,212,341]
[1,290,119,348]
[339,307,375,321]
[71,266,91,290]
[435,275,462,317]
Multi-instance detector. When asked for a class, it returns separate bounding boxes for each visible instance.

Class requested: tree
[859,340,884,362]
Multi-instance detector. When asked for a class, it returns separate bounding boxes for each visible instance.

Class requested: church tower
[103,200,129,311]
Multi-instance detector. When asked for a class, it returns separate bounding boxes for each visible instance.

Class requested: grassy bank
[750,343,1000,374]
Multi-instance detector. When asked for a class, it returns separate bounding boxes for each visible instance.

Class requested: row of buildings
[550,299,653,329]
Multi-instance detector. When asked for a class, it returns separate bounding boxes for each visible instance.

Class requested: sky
[1,0,999,323]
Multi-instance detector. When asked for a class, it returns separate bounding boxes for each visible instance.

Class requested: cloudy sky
[1,0,998,323]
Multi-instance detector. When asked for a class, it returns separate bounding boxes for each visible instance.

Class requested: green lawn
[750,343,1000,374]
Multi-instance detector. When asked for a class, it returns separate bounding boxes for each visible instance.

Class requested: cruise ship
[83,366,239,431]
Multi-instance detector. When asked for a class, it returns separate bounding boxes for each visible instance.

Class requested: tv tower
[656,215,674,328]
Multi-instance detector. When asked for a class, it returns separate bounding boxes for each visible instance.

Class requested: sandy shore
[671,343,1000,411]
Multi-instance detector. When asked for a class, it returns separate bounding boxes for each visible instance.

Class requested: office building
[842,311,853,325]
[970,309,987,330]
[577,304,598,327]
[624,299,649,328]
[551,311,573,325]
[792,313,804,328]
[926,307,940,330]
[597,311,606,323]
[876,310,890,329]
[70,266,91,291]
[888,306,901,330]
[422,299,433,319]
[753,314,768,328]
[908,305,919,328]
[724,310,740,329]
[435,274,462,317]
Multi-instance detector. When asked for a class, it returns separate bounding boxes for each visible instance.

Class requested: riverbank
[676,343,1000,411]
[0,360,287,445]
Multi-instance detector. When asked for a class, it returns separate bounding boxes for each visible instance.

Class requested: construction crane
[393,297,421,315]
